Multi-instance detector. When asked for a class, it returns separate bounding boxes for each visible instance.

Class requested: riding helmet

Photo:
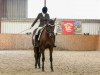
[42,7,48,14]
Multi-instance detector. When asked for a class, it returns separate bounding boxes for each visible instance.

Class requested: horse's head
[45,18,56,37]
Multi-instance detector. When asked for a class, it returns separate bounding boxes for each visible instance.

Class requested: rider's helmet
[42,7,48,14]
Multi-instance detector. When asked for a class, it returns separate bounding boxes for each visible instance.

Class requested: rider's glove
[30,25,32,29]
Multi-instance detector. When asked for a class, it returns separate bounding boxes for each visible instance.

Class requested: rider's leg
[35,35,38,47]
[35,27,43,47]
[35,28,39,47]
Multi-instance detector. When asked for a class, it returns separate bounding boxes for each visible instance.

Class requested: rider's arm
[31,14,40,27]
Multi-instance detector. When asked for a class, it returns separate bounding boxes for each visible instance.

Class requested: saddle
[33,28,43,39]
[37,30,42,41]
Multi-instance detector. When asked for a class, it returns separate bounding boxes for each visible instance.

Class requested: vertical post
[0,0,4,33]
[0,0,1,33]
[0,0,2,33]
[0,18,1,34]
[44,0,46,7]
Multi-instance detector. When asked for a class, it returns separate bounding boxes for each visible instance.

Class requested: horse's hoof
[51,70,54,72]
[42,69,45,72]
[35,66,37,68]
[51,69,54,72]
[42,70,45,72]
[38,67,41,69]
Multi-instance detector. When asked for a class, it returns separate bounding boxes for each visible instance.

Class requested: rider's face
[42,9,47,14]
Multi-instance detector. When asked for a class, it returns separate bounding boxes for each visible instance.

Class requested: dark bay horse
[32,18,56,72]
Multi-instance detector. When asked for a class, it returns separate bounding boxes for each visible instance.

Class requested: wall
[82,23,100,35]
[1,19,100,35]
[97,36,100,50]
[4,0,27,18]
[0,34,99,51]
[1,20,39,34]
[56,35,98,51]
[0,34,33,50]
[0,0,4,17]
[0,19,100,50]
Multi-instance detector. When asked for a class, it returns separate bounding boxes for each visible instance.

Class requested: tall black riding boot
[35,35,39,47]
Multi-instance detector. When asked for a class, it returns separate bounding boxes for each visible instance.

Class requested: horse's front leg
[34,54,38,68]
[41,49,45,71]
[49,47,54,72]
[34,47,38,68]
[37,48,41,69]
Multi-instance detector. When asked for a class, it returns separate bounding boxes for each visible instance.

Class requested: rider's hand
[30,26,32,29]
[30,27,32,29]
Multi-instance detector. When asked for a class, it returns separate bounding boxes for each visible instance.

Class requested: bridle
[43,18,56,37]
[45,23,55,38]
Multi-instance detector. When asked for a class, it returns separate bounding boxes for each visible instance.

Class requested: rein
[44,24,55,37]
[18,28,30,34]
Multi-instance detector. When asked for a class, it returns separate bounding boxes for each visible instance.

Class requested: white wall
[1,21,39,34]
[82,23,100,35]
[1,20,100,35]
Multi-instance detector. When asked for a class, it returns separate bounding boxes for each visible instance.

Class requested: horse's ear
[54,18,56,23]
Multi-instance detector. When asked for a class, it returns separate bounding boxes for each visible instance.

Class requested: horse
[32,18,56,72]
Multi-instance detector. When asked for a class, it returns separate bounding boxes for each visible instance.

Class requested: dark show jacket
[31,13,50,27]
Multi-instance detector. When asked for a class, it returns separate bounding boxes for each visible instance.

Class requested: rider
[30,7,56,47]
[30,7,50,47]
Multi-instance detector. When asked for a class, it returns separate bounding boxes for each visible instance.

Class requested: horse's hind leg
[49,47,54,72]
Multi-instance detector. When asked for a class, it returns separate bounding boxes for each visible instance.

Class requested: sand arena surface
[0,50,100,75]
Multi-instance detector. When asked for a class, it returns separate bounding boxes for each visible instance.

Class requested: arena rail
[0,34,100,51]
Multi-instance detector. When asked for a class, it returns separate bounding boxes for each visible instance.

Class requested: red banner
[62,20,75,34]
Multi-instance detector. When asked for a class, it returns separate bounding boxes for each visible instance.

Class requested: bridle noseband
[45,24,55,38]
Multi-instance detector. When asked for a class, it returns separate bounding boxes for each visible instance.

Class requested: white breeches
[35,27,43,35]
